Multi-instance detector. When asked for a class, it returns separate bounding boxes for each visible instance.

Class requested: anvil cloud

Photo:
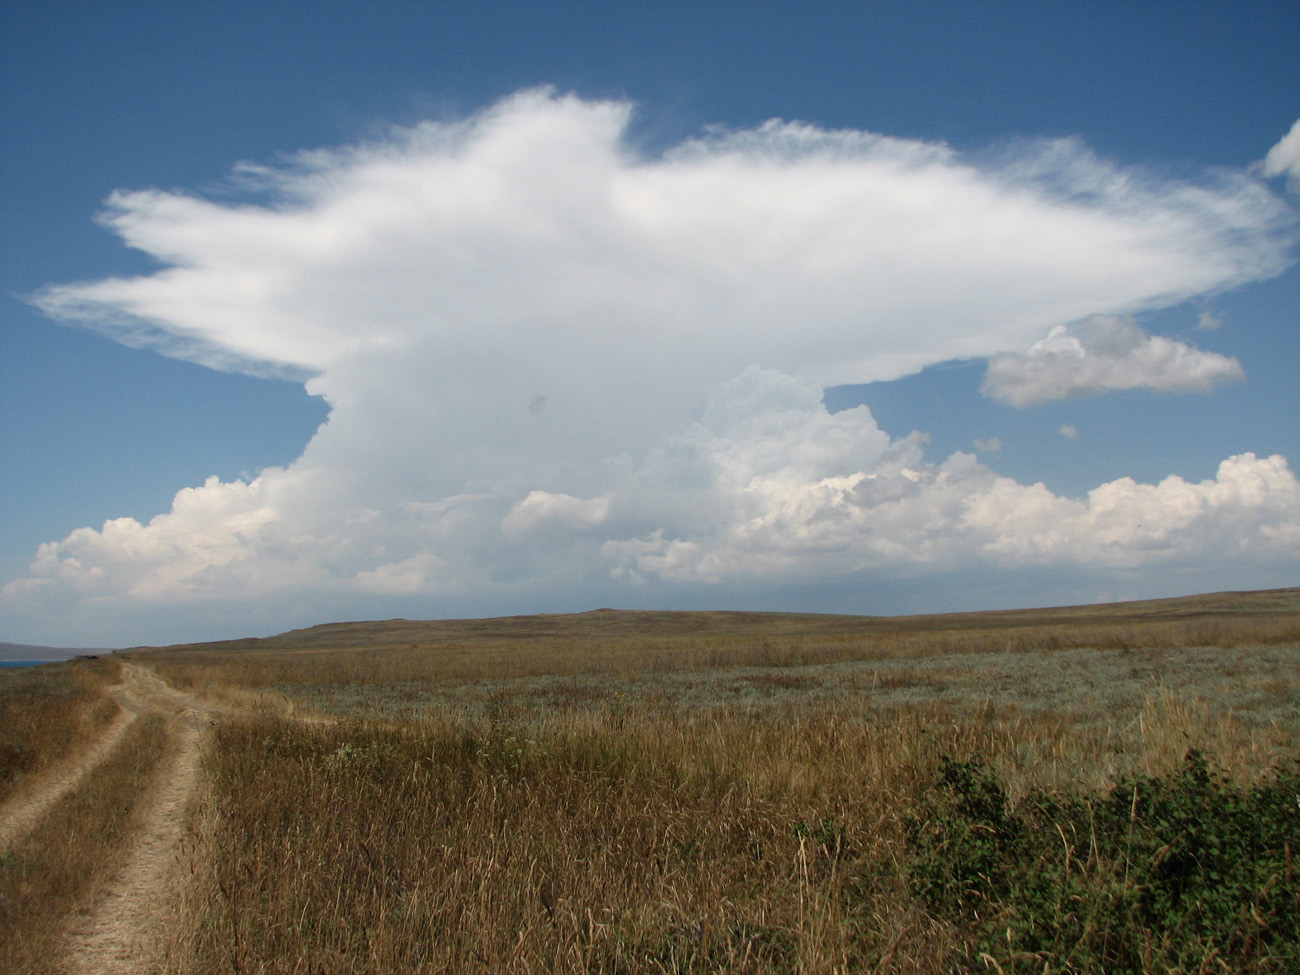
[7,91,1299,642]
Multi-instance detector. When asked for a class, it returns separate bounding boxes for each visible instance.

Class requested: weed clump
[906,751,1300,973]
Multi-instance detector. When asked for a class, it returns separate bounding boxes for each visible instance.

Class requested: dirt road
[0,662,219,974]
[59,663,215,974]
[0,696,134,856]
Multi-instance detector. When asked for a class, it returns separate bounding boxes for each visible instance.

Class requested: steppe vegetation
[0,657,182,972]
[0,656,121,806]
[2,588,1298,973]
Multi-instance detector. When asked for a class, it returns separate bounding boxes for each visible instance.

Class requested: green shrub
[905,752,1300,973]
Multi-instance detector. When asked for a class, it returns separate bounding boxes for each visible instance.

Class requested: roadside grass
[0,657,122,805]
[189,702,961,973]
[182,686,1297,974]
[0,714,172,974]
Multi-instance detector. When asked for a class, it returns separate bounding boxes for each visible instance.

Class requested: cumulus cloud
[7,369,1298,630]
[6,90,1300,641]
[601,371,1300,583]
[981,314,1246,407]
[1059,424,1079,441]
[502,491,611,536]
[1261,117,1300,193]
[606,446,1300,582]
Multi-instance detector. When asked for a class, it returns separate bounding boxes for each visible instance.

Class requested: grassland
[3,588,1299,972]
[0,655,121,806]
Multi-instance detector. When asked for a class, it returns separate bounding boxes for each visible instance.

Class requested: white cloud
[1196,309,1222,331]
[973,437,1003,455]
[352,554,448,595]
[981,314,1246,407]
[35,90,1293,396]
[6,90,1299,642]
[1058,424,1079,441]
[601,372,1300,583]
[502,491,611,535]
[11,369,1296,623]
[1261,117,1300,193]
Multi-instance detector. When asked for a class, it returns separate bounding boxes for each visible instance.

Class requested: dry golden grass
[178,687,1296,974]
[0,714,172,974]
[140,589,1300,714]
[189,706,930,973]
[128,587,1300,973]
[6,587,1298,973]
[0,656,122,805]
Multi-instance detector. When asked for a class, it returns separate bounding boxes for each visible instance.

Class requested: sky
[2,1,1298,647]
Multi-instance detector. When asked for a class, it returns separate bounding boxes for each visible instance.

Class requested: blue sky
[2,1,1298,646]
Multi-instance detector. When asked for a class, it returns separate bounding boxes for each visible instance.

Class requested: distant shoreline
[0,643,116,664]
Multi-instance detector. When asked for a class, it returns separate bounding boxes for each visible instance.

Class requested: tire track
[59,663,215,975]
[0,681,133,855]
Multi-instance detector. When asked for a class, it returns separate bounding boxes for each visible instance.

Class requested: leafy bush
[905,752,1300,973]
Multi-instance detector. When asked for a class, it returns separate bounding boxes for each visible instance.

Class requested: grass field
[3,588,1299,972]
[0,655,121,806]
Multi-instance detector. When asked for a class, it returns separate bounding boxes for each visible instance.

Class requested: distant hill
[0,642,116,662]
[133,586,1300,655]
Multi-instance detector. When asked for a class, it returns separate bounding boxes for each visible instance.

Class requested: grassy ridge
[139,589,1300,714]
[144,588,1299,973]
[4,588,1296,972]
[140,587,1300,656]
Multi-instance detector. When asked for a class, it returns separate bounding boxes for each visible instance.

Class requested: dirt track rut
[0,691,134,856]
[51,663,216,975]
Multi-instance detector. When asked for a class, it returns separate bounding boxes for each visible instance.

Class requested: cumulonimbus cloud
[7,370,1297,619]
[981,314,1246,407]
[6,90,1300,641]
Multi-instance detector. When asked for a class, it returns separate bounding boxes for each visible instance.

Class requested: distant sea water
[1,644,108,667]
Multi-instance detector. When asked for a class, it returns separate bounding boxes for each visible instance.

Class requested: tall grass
[190,705,941,973]
[0,657,122,804]
[182,684,1297,974]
